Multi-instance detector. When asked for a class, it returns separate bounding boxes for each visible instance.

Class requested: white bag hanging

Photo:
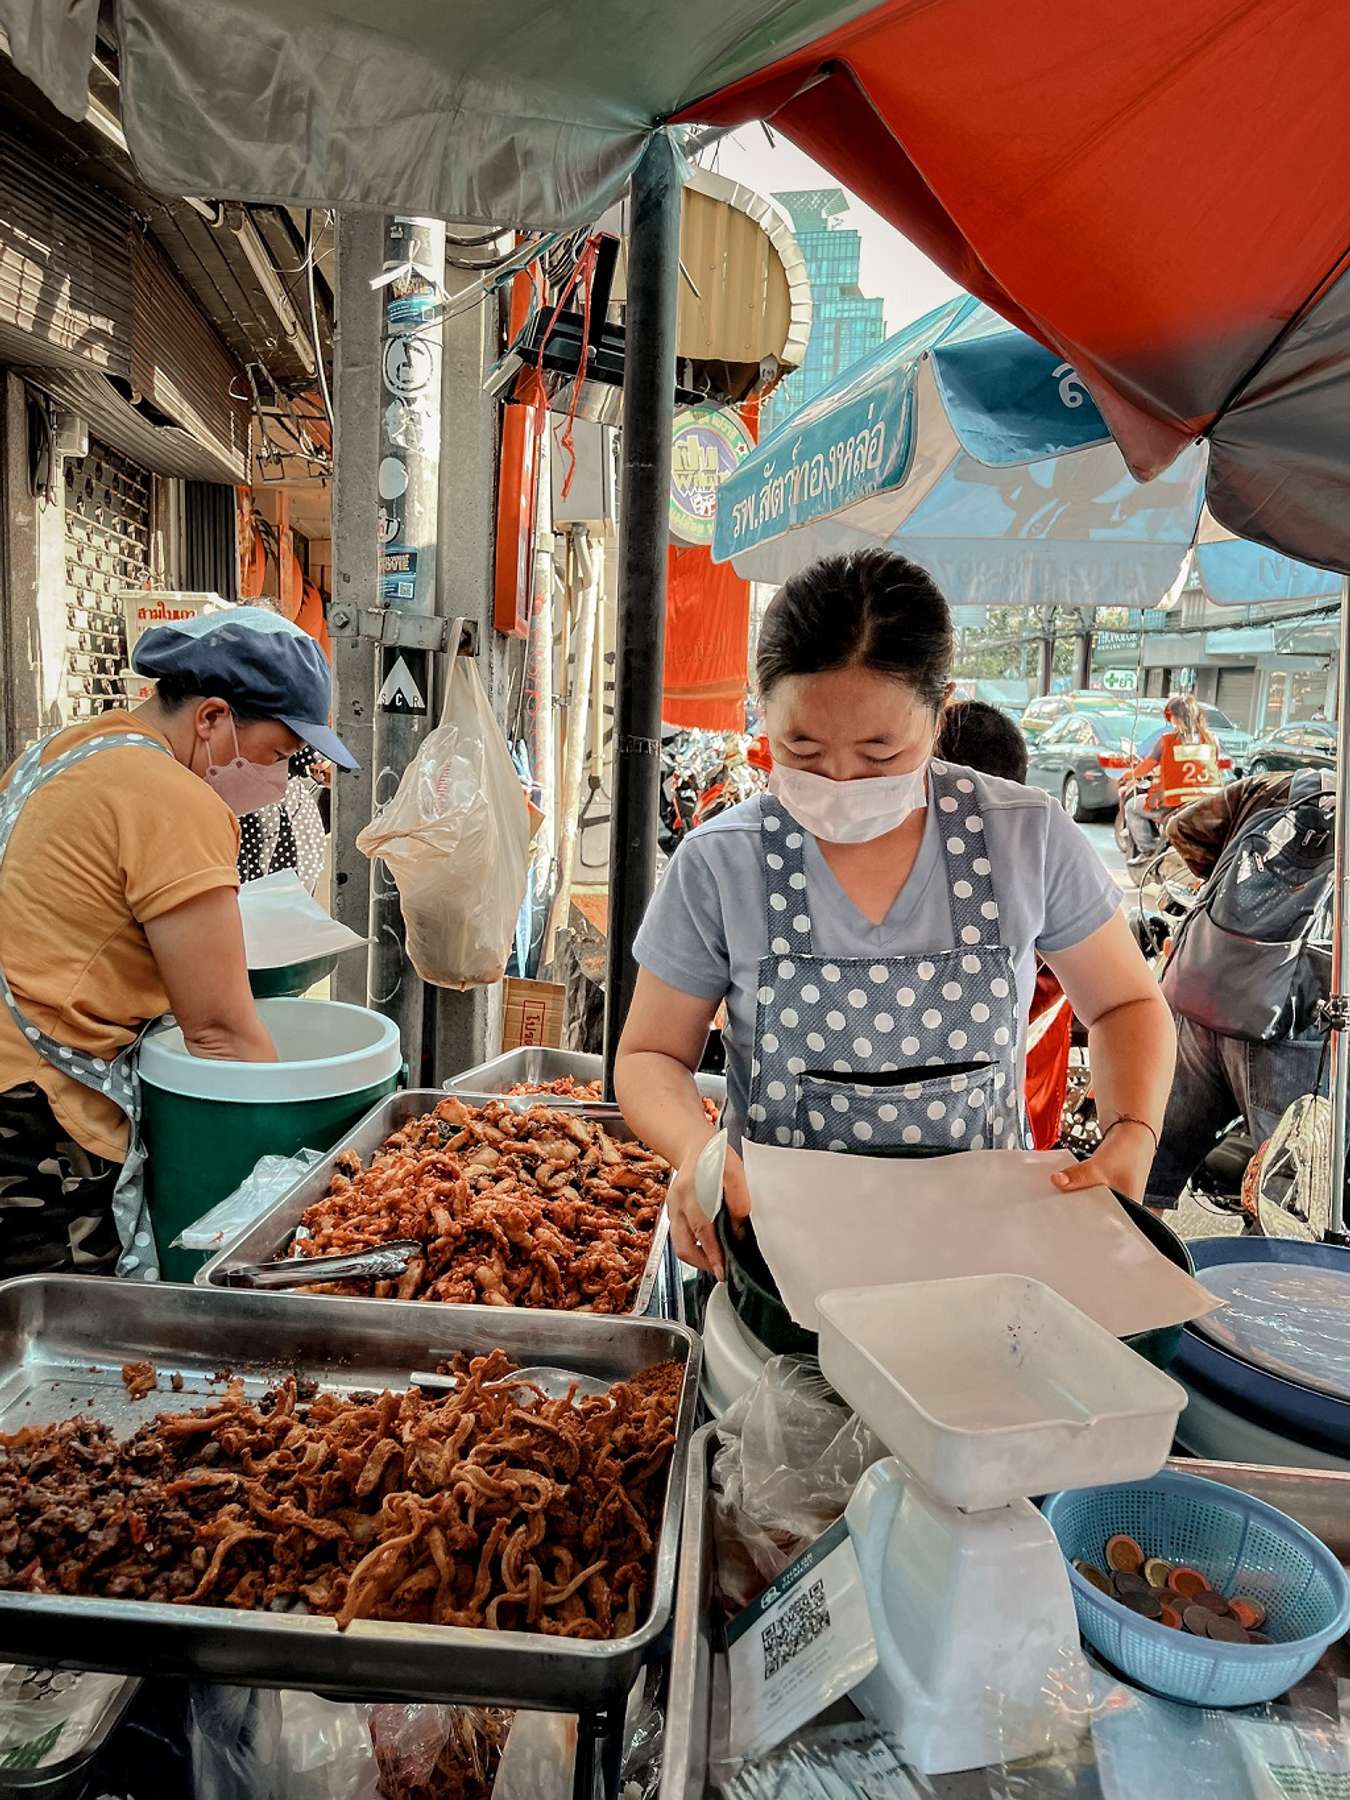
[356,622,529,988]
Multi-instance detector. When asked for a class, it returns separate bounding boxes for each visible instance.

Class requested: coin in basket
[1183,1605,1214,1635]
[1167,1566,1211,1599]
[1112,1571,1149,1597]
[1206,1615,1251,1645]
[1105,1534,1145,1574]
[1190,1590,1232,1616]
[1159,1604,1184,1631]
[1074,1561,1112,1595]
[1247,1631,1273,1645]
[1230,1596,1266,1630]
[1124,1591,1163,1620]
[1143,1557,1174,1587]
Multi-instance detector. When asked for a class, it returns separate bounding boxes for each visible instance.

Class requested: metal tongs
[218,1239,426,1289]
[409,1365,610,1399]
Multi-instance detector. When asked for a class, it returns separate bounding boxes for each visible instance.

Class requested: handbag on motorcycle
[1161,769,1334,1043]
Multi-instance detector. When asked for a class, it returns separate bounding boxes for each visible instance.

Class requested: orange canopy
[680,0,1350,564]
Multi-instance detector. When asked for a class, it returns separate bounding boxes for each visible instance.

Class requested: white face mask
[768,763,928,844]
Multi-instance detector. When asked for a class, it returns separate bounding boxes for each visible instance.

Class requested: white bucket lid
[139,998,402,1103]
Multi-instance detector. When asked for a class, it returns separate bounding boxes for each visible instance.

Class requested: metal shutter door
[63,440,152,722]
[1215,665,1258,731]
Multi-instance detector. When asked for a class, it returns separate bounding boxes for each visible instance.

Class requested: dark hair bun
[756,550,953,711]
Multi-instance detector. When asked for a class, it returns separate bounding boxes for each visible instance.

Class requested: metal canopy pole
[602,132,681,1094]
[1327,576,1350,1240]
[365,215,446,1069]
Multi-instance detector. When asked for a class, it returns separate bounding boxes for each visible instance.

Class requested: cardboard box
[501,978,565,1051]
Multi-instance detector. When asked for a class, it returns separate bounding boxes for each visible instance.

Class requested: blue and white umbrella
[715,297,1337,610]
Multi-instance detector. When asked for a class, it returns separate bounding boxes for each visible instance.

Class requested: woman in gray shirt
[614,550,1175,1276]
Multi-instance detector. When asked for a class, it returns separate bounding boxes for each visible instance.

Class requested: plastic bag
[172,1150,322,1251]
[986,1652,1350,1800]
[711,1356,883,1612]
[715,1722,929,1799]
[369,1701,510,1798]
[357,624,530,989]
[187,1688,509,1800]
[0,1664,132,1772]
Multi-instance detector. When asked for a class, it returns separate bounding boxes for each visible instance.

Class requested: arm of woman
[144,889,278,1063]
[615,970,748,1278]
[1042,910,1175,1201]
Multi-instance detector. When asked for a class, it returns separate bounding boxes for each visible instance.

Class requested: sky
[709,127,962,336]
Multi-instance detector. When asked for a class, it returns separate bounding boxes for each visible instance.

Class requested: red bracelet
[1102,1114,1159,1152]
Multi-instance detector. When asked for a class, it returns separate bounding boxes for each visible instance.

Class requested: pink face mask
[204,718,290,816]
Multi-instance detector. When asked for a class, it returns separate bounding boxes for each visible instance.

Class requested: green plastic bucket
[139,998,402,1282]
[248,955,340,999]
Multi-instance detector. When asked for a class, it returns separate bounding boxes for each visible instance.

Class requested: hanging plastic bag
[357,621,530,988]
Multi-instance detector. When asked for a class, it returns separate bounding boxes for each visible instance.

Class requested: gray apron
[746,762,1032,1153]
[0,731,173,1281]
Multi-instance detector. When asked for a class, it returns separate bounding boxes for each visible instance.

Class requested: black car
[1024,710,1143,820]
[1246,720,1336,774]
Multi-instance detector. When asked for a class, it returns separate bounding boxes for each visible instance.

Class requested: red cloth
[662,544,750,732]
[1025,963,1072,1153]
[679,0,1350,486]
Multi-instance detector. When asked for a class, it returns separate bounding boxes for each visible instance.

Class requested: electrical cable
[305,210,334,434]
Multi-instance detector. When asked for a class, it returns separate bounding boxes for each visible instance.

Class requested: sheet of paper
[742,1143,1220,1336]
[237,870,367,969]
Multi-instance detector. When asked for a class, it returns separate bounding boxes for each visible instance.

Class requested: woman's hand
[1052,1120,1156,1202]
[667,1143,750,1279]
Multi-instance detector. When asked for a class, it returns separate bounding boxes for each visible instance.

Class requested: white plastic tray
[818,1274,1186,1510]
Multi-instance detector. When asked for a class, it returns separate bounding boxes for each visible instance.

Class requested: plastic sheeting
[662,544,750,731]
[9,0,1350,571]
[0,0,866,226]
[683,0,1350,576]
[715,297,1339,609]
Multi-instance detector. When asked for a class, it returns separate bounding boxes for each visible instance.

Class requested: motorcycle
[1114,773,1168,870]
[1115,844,1257,1218]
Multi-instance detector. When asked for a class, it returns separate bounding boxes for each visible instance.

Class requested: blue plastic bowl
[1174,1239,1350,1457]
[1043,1470,1350,1707]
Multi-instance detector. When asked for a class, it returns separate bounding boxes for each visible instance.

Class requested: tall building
[761,189,887,435]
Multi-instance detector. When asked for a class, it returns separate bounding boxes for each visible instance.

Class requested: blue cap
[132,605,358,770]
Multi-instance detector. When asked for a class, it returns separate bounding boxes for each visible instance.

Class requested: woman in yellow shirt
[0,606,357,1278]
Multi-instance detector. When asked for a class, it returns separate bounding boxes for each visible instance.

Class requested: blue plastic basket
[1042,1470,1350,1707]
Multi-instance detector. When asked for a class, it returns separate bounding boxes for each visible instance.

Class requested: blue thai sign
[714,295,1119,564]
[713,380,913,562]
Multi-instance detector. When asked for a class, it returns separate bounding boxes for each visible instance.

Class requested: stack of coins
[1071,1535,1271,1644]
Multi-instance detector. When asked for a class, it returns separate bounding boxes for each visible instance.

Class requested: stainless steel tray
[443,1048,727,1113]
[197,1090,672,1317]
[0,1276,700,1711]
[658,1443,1350,1800]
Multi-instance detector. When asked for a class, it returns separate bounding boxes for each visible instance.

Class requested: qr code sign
[762,1577,831,1680]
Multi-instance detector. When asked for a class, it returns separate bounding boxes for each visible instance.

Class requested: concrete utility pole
[329,213,382,1001]
[363,215,448,1068]
[429,271,511,1080]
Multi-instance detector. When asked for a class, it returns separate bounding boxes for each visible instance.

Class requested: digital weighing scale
[818,1274,1187,1775]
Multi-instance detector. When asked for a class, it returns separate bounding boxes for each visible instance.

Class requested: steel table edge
[658,1422,717,1800]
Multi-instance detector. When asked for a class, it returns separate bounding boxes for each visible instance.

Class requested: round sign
[670,406,753,545]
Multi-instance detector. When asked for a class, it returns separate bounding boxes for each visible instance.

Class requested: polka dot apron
[746,765,1031,1154]
[0,732,173,1281]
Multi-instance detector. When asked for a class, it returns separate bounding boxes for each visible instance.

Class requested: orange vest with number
[1150,732,1222,809]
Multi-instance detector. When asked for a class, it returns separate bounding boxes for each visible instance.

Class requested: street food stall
[4,2,1350,1795]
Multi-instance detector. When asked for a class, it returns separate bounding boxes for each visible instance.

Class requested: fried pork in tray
[0,1353,682,1640]
[288,1098,670,1313]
